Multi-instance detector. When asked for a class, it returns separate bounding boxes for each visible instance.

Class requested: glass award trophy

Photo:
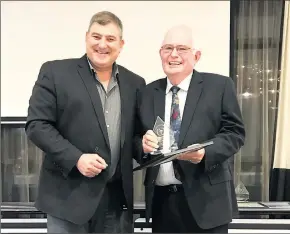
[235,180,250,201]
[151,116,176,155]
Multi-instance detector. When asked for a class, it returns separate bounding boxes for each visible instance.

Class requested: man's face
[86,22,124,70]
[159,27,200,78]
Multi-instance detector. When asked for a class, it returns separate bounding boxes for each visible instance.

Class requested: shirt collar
[166,72,193,94]
[87,57,119,79]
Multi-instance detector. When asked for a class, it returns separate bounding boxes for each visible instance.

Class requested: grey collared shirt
[87,58,121,178]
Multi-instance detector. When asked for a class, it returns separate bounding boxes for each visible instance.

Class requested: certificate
[133,141,214,171]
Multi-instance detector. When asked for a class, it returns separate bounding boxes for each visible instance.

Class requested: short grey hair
[88,11,123,38]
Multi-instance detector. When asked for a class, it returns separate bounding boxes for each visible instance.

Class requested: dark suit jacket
[136,70,245,229]
[25,54,146,225]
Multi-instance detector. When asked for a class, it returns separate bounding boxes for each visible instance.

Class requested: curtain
[232,0,285,201]
[270,1,290,205]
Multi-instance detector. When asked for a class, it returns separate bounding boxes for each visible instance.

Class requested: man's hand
[76,154,108,178]
[142,130,159,153]
[177,148,205,164]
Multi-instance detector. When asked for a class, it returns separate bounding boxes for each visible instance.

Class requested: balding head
[159,25,201,85]
[162,25,193,48]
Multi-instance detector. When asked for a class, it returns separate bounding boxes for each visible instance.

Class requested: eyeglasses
[161,44,192,54]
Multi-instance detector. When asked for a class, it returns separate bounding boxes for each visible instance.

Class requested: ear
[118,39,125,54]
[120,39,125,48]
[85,31,89,42]
[193,50,201,63]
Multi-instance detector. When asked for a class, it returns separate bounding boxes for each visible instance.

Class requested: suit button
[152,180,155,184]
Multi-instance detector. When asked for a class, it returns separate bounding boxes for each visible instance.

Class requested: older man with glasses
[136,25,245,233]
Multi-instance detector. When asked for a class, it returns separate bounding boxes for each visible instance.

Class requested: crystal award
[151,116,175,155]
[235,181,250,201]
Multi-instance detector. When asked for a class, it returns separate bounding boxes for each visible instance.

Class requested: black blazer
[25,55,146,225]
[137,70,245,229]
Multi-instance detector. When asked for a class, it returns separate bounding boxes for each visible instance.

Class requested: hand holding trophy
[137,117,215,171]
[142,116,177,155]
[150,116,165,155]
[150,116,177,155]
[142,117,166,155]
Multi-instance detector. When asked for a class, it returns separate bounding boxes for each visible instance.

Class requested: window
[1,124,43,204]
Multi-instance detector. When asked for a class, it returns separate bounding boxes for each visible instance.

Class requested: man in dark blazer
[137,25,245,233]
[25,11,145,233]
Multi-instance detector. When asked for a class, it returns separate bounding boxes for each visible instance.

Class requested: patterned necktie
[170,86,182,180]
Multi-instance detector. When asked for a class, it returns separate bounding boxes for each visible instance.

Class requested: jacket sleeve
[133,79,148,164]
[204,77,245,172]
[25,62,83,177]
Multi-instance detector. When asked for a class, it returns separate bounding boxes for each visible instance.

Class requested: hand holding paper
[134,141,213,171]
[177,145,205,164]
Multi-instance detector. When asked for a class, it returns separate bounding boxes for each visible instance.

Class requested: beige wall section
[1,1,230,116]
[273,1,290,170]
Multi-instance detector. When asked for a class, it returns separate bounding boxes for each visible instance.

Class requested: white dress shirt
[155,73,193,186]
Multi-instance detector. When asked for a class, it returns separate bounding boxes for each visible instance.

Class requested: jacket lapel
[178,71,203,146]
[150,79,167,185]
[117,68,131,148]
[153,79,167,123]
[76,55,110,148]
